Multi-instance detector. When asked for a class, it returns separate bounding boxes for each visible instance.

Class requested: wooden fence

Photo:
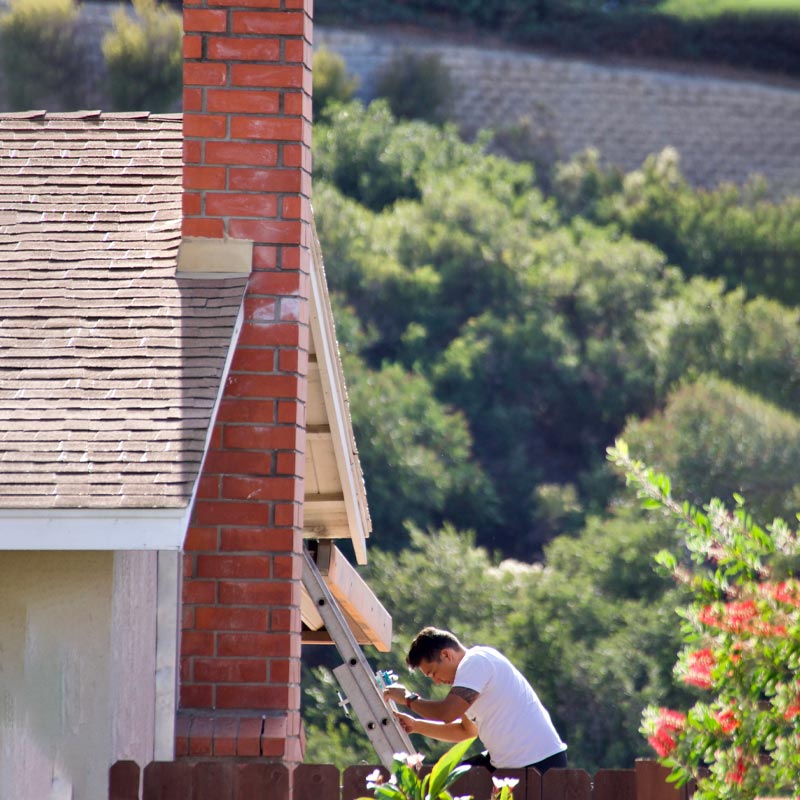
[109,759,694,800]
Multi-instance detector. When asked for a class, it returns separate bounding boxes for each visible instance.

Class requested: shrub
[102,0,182,112]
[609,440,800,799]
[373,50,454,125]
[0,0,86,110]
[312,47,359,119]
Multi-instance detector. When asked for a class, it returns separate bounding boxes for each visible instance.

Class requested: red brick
[194,657,268,683]
[184,166,226,190]
[230,117,303,142]
[183,35,203,59]
[274,502,302,528]
[183,192,202,216]
[218,579,295,605]
[185,62,228,87]
[230,346,276,374]
[217,684,290,710]
[282,91,312,121]
[228,219,302,244]
[207,89,280,114]
[277,348,305,374]
[230,64,304,89]
[284,39,311,65]
[183,580,217,604]
[216,398,276,424]
[237,718,263,756]
[183,8,228,32]
[183,88,203,113]
[205,193,278,217]
[246,270,304,296]
[194,500,270,527]
[220,528,283,553]
[251,245,279,270]
[195,606,268,631]
[195,475,221,500]
[218,632,293,657]
[212,717,239,757]
[275,451,302,477]
[276,399,305,425]
[234,321,303,348]
[208,0,280,6]
[261,737,287,757]
[183,218,226,238]
[182,605,195,629]
[228,167,301,193]
[208,37,280,61]
[201,448,271,476]
[242,295,278,323]
[231,11,305,35]
[184,524,219,552]
[280,196,303,220]
[221,423,299,450]
[184,114,228,139]
[270,607,301,632]
[272,554,302,580]
[197,554,272,580]
[206,141,278,167]
[181,684,214,709]
[183,139,203,164]
[221,475,298,502]
[189,720,214,756]
[181,631,216,657]
[269,658,301,685]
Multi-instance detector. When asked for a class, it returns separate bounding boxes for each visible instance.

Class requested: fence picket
[193,761,234,800]
[541,769,591,800]
[109,760,140,800]
[235,762,290,800]
[143,761,193,800]
[593,769,636,800]
[294,763,340,800]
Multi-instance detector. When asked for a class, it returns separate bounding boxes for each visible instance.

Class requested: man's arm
[384,685,479,723]
[394,711,478,743]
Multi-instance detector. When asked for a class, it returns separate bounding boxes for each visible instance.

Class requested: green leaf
[426,737,476,799]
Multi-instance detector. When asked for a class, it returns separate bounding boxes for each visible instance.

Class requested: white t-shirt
[454,645,567,769]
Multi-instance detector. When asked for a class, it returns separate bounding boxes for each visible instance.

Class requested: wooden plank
[142,762,193,800]
[193,762,234,800]
[294,764,341,800]
[541,769,591,800]
[524,767,542,800]
[109,760,140,800]
[594,769,636,800]
[342,765,390,800]
[316,542,392,651]
[234,763,290,800]
[450,765,495,800]
[635,760,687,800]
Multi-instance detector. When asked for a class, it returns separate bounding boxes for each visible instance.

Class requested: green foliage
[313,47,359,119]
[555,147,800,305]
[102,0,182,112]
[345,355,499,549]
[0,0,85,110]
[609,440,800,798]
[622,376,800,524]
[373,51,454,125]
[357,739,476,800]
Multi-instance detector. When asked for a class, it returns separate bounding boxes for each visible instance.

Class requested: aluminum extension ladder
[301,547,415,767]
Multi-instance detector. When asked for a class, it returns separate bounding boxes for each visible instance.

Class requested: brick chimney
[176,0,312,763]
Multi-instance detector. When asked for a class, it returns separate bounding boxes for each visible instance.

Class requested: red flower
[784,702,800,721]
[648,708,686,758]
[715,708,739,734]
[683,649,715,689]
[726,755,746,786]
[725,601,758,632]
[768,580,800,607]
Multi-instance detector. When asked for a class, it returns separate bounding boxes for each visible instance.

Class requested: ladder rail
[301,547,415,767]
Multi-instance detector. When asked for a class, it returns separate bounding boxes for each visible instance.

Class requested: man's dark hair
[407,627,463,668]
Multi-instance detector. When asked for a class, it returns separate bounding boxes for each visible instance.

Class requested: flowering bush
[359,738,476,800]
[609,439,800,799]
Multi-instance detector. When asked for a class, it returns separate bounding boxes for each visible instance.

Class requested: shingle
[0,112,248,510]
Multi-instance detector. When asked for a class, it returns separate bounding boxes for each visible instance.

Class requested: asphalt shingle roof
[0,112,248,509]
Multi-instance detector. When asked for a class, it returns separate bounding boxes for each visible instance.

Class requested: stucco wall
[0,551,159,800]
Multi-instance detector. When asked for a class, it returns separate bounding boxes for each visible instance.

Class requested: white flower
[404,752,425,769]
[492,776,520,789]
[365,768,383,788]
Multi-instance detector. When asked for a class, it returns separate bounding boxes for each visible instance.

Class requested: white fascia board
[0,506,191,550]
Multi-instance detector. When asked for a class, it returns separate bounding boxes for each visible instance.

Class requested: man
[383,627,568,773]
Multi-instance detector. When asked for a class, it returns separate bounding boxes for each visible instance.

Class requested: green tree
[313,48,359,119]
[0,0,85,110]
[622,375,800,524]
[102,0,182,112]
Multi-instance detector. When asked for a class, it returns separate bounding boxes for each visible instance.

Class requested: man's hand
[383,685,408,707]
[393,710,418,734]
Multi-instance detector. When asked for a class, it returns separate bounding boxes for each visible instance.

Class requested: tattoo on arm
[450,686,479,706]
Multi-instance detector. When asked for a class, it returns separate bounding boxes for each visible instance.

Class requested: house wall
[0,551,160,800]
